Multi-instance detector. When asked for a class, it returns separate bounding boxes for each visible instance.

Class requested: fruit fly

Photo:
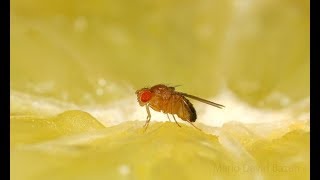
[135,84,224,131]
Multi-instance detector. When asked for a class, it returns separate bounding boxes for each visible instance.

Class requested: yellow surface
[11,0,309,179]
[11,115,309,180]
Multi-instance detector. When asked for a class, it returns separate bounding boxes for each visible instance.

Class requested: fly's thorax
[151,85,175,100]
[148,92,175,113]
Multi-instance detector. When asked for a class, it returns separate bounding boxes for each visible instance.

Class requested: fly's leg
[143,105,151,131]
[186,120,202,131]
[166,114,172,122]
[172,114,181,127]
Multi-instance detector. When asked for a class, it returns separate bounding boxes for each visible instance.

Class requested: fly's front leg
[143,105,151,131]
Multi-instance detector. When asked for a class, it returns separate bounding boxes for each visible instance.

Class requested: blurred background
[10,0,310,179]
[11,0,309,107]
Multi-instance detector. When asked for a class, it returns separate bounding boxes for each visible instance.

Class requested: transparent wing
[179,92,225,109]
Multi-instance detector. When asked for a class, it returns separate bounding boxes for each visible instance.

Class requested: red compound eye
[140,91,152,102]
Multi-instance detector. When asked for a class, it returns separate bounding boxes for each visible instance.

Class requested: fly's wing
[178,92,225,109]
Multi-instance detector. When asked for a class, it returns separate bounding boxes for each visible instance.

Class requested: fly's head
[135,88,153,106]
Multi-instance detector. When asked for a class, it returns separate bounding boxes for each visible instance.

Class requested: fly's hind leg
[143,105,152,131]
[186,120,202,131]
[172,114,181,127]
